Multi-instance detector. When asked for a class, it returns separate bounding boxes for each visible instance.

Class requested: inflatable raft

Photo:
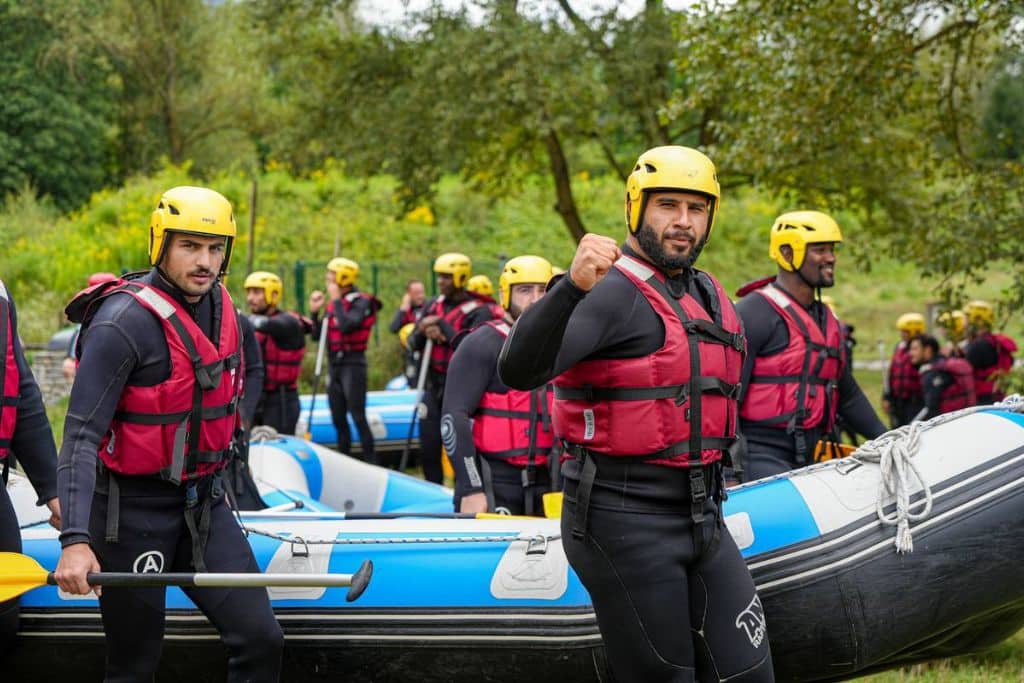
[295,386,419,453]
[7,403,1024,681]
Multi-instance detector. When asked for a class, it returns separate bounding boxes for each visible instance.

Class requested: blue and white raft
[7,402,1024,681]
[295,386,419,453]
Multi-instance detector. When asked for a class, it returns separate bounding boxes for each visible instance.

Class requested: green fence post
[294,261,306,315]
[372,263,380,347]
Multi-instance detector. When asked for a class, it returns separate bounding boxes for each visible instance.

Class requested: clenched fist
[569,234,622,292]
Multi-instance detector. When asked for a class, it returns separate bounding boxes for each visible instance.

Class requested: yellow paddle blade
[0,552,50,602]
[542,492,563,519]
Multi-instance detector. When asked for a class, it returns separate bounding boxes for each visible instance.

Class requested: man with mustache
[735,211,885,481]
[499,146,774,682]
[54,186,283,681]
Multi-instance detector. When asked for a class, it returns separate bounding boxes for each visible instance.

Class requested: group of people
[1,143,1015,681]
[884,302,1017,428]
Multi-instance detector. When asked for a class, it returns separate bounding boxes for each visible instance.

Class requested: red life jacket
[0,280,20,461]
[552,256,745,468]
[426,295,496,375]
[75,282,243,483]
[888,342,922,401]
[972,332,1017,400]
[927,356,976,414]
[472,321,555,468]
[257,311,306,391]
[327,290,380,354]
[740,285,846,438]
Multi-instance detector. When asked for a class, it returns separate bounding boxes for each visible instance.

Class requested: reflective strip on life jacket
[552,255,744,468]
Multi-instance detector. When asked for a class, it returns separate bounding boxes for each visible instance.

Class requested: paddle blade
[0,552,50,602]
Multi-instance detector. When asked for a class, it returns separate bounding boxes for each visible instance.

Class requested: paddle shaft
[399,338,433,471]
[305,317,330,439]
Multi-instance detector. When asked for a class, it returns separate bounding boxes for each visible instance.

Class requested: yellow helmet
[327,257,360,287]
[398,322,415,350]
[625,146,720,235]
[964,300,994,328]
[244,271,283,306]
[936,309,966,340]
[433,252,472,288]
[896,312,926,336]
[466,275,494,297]
[499,255,554,309]
[149,186,236,273]
[768,210,843,272]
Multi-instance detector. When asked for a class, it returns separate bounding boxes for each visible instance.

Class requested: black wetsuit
[238,313,265,426]
[736,290,886,481]
[0,287,58,654]
[313,290,376,464]
[387,303,423,334]
[965,335,1002,404]
[250,310,305,434]
[409,294,498,484]
[57,271,283,682]
[916,359,957,421]
[442,322,551,515]
[498,247,774,683]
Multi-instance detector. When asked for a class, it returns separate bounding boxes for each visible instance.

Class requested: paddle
[399,337,433,471]
[0,553,373,603]
[304,316,330,441]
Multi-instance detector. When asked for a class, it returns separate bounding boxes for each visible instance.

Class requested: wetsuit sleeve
[965,338,998,371]
[442,329,501,496]
[57,312,141,548]
[917,369,950,421]
[8,294,58,504]
[835,363,887,439]
[330,295,371,334]
[388,308,408,334]
[498,275,631,390]
[239,314,264,425]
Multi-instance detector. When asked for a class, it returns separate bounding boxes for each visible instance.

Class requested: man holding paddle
[0,280,61,653]
[53,186,284,681]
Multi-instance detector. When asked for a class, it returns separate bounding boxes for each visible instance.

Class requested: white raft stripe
[21,611,596,624]
[754,473,1024,592]
[747,448,1024,572]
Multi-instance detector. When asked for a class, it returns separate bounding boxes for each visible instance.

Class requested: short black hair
[911,333,940,355]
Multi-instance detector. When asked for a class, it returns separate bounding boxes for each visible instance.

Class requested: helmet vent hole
[644,163,657,173]
[168,204,181,215]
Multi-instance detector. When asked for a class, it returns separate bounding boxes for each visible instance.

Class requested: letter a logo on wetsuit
[133,551,166,574]
[735,594,766,648]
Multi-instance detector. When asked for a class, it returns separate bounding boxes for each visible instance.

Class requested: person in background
[309,257,382,462]
[443,255,555,515]
[245,271,309,434]
[61,272,118,380]
[908,333,976,420]
[388,279,426,335]
[408,253,501,484]
[963,299,1017,405]
[936,309,967,358]
[735,211,885,479]
[882,313,926,428]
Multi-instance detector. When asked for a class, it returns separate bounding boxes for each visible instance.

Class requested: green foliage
[0,0,115,209]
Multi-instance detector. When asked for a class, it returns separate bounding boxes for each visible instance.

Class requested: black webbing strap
[571,449,597,541]
[782,302,816,466]
[114,402,237,425]
[1,459,8,486]
[183,481,215,573]
[477,407,535,419]
[690,467,706,558]
[105,472,121,543]
[553,376,739,406]
[479,458,498,513]
[682,318,745,351]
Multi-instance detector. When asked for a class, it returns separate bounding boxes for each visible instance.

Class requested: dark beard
[636,222,706,271]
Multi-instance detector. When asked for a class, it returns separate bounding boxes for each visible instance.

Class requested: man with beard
[408,253,502,483]
[735,211,885,481]
[245,270,309,434]
[442,255,555,515]
[54,186,283,681]
[499,146,774,682]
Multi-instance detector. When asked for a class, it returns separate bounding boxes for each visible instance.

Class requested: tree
[0,0,115,209]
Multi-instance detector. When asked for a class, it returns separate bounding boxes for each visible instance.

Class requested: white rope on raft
[850,394,1024,554]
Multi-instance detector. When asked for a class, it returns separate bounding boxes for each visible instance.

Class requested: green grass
[861,629,1024,681]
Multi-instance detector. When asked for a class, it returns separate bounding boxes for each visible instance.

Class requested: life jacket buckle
[674,384,690,406]
[689,467,707,504]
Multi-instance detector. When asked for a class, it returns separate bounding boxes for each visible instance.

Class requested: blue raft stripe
[989,409,1024,430]
[379,473,454,514]
[722,478,821,558]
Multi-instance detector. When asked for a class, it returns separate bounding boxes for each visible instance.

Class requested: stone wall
[28,349,74,405]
